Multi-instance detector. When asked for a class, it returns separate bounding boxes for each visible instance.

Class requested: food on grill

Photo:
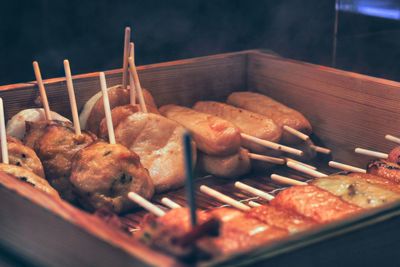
[160,104,241,156]
[0,163,59,198]
[193,101,281,154]
[6,136,45,178]
[311,175,400,208]
[70,141,154,213]
[6,108,70,140]
[348,172,400,194]
[114,112,195,192]
[197,148,251,178]
[367,160,400,184]
[80,85,158,135]
[271,185,361,223]
[227,91,312,144]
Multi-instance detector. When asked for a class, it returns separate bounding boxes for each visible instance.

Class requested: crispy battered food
[70,141,154,214]
[247,204,316,233]
[271,185,361,223]
[0,163,60,198]
[193,101,282,154]
[197,148,251,178]
[98,105,140,139]
[34,122,96,202]
[80,85,158,135]
[160,105,241,156]
[6,108,70,139]
[114,112,196,192]
[311,175,400,208]
[367,160,400,184]
[388,146,400,164]
[227,91,312,144]
[23,120,72,149]
[348,172,400,194]
[6,136,45,178]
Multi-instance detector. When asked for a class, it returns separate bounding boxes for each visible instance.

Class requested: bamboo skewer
[122,27,131,89]
[128,192,166,217]
[0,98,9,164]
[283,125,310,141]
[354,148,388,159]
[310,145,331,155]
[248,153,285,165]
[284,157,317,170]
[241,133,303,156]
[248,201,262,207]
[128,55,147,113]
[286,161,328,178]
[234,181,275,201]
[271,174,307,186]
[200,185,251,211]
[129,42,136,105]
[328,161,366,173]
[63,60,81,135]
[32,61,52,121]
[161,197,182,209]
[385,134,400,145]
[99,72,116,145]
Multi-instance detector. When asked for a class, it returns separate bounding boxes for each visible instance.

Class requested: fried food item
[35,123,96,202]
[193,101,282,154]
[6,136,45,178]
[348,172,400,194]
[247,204,316,233]
[98,105,140,139]
[388,146,400,164]
[80,85,158,135]
[114,112,195,192]
[367,160,400,184]
[0,163,60,198]
[70,141,154,214]
[23,120,71,149]
[6,108,70,140]
[271,185,361,223]
[311,175,400,208]
[160,105,241,156]
[197,148,251,178]
[227,91,312,144]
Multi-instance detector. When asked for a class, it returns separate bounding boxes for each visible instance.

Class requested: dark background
[0,0,399,85]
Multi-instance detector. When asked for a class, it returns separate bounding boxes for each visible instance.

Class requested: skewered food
[70,141,154,214]
[193,101,281,154]
[114,112,194,192]
[388,146,400,164]
[197,148,251,178]
[227,91,312,144]
[348,172,400,193]
[160,104,241,156]
[80,85,158,135]
[6,136,45,178]
[271,185,361,223]
[311,175,400,208]
[98,105,140,139]
[6,108,70,140]
[0,163,59,198]
[367,160,400,184]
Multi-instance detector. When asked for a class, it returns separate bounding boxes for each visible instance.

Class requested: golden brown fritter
[23,120,72,149]
[35,123,96,202]
[98,105,140,139]
[70,141,154,214]
[0,163,60,198]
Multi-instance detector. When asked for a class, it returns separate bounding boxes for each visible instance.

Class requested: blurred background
[0,0,399,85]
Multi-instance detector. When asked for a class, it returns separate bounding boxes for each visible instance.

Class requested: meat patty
[70,141,154,214]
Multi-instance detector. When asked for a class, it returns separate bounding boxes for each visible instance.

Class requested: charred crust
[19,176,35,187]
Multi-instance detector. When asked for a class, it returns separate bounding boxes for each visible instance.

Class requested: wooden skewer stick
[328,161,366,173]
[122,26,131,89]
[128,55,147,113]
[63,60,81,135]
[161,197,182,209]
[99,72,116,144]
[283,125,310,141]
[129,42,136,105]
[271,174,307,186]
[32,61,52,121]
[286,161,328,178]
[200,185,251,211]
[0,98,9,164]
[234,181,275,201]
[354,148,388,159]
[241,133,303,156]
[183,132,197,227]
[284,157,317,170]
[248,201,262,207]
[248,153,285,165]
[385,134,400,145]
[310,145,331,155]
[128,192,165,217]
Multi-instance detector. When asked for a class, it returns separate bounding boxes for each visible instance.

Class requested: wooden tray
[1,50,400,266]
